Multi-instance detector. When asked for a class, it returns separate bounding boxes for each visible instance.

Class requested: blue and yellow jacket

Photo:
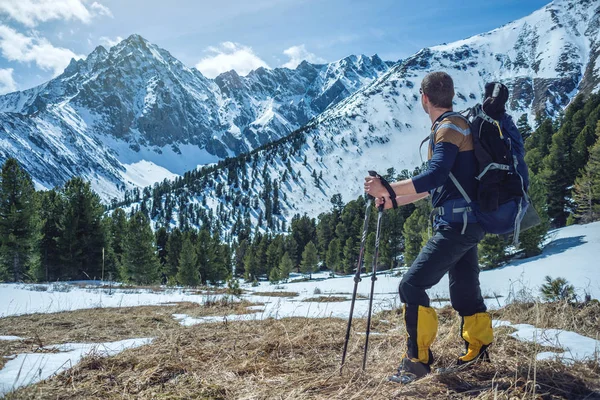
[412,112,478,228]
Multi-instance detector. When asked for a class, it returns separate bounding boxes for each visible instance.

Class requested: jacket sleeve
[412,141,459,193]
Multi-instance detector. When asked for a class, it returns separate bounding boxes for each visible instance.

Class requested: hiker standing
[364,71,493,383]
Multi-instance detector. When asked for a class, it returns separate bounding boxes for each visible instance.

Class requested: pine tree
[540,276,575,302]
[107,208,128,280]
[234,239,249,278]
[326,238,341,273]
[58,177,107,280]
[278,252,293,281]
[268,264,280,283]
[478,234,507,270]
[342,236,357,274]
[300,241,318,279]
[196,228,214,285]
[517,114,533,140]
[122,211,160,284]
[38,189,64,281]
[166,228,183,279]
[402,201,430,267]
[243,246,258,282]
[364,232,376,273]
[176,236,199,286]
[0,158,40,282]
[524,119,553,175]
[573,127,600,223]
[572,125,597,174]
[156,227,169,268]
[519,174,550,257]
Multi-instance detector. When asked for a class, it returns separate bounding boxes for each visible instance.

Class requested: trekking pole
[340,174,376,375]
[362,197,385,371]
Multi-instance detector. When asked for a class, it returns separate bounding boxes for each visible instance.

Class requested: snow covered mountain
[122,0,600,235]
[0,34,391,198]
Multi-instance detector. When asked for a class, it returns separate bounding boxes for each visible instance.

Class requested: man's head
[420,72,454,114]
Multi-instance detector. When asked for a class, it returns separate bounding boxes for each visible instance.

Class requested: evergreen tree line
[0,159,233,285]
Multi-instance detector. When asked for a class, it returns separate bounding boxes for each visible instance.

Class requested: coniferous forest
[2,93,600,285]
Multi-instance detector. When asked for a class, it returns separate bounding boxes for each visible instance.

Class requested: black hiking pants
[399,223,486,316]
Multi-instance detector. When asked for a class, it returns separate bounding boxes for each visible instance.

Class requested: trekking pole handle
[367,170,398,209]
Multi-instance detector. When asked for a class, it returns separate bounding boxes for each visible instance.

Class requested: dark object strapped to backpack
[427,82,539,245]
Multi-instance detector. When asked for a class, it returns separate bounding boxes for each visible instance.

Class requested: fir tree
[268,264,280,283]
[38,189,65,281]
[540,276,575,302]
[58,177,107,280]
[517,114,533,140]
[122,211,160,284]
[278,252,293,281]
[364,232,376,273]
[300,241,318,279]
[234,239,249,277]
[573,127,600,223]
[519,174,550,257]
[166,228,183,279]
[243,246,258,282]
[177,236,199,286]
[326,238,341,273]
[342,236,357,274]
[266,237,281,275]
[402,201,430,267]
[156,227,169,268]
[0,158,40,282]
[478,234,507,270]
[108,208,128,279]
[196,228,214,285]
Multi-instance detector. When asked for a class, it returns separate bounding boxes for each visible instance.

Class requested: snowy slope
[149,0,600,234]
[0,35,390,200]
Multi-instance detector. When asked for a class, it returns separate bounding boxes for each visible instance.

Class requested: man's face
[420,87,429,115]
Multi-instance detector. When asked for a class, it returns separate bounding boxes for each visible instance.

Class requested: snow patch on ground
[494,320,600,364]
[172,313,260,326]
[0,336,22,341]
[0,285,228,318]
[0,338,152,397]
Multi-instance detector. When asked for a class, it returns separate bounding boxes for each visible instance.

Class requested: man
[364,71,493,384]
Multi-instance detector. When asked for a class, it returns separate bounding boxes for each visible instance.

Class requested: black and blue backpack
[436,82,532,244]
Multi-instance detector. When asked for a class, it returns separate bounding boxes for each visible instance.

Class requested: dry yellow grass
[1,302,599,399]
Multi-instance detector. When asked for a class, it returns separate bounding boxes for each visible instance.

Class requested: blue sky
[0,0,550,93]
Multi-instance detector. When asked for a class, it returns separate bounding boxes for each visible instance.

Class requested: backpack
[432,82,531,245]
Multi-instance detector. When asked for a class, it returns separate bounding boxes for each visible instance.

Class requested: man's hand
[375,196,394,210]
[364,175,388,198]
[375,193,430,210]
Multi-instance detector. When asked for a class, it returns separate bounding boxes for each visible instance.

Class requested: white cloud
[0,68,17,94]
[0,25,84,75]
[0,0,112,27]
[90,2,112,18]
[282,45,325,69]
[195,42,269,78]
[99,35,123,48]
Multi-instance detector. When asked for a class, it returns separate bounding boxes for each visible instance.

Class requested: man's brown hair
[421,72,454,109]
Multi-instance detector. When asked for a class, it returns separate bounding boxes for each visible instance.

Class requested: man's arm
[364,142,458,199]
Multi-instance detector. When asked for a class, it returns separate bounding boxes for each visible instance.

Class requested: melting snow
[0,338,152,397]
[494,320,600,364]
